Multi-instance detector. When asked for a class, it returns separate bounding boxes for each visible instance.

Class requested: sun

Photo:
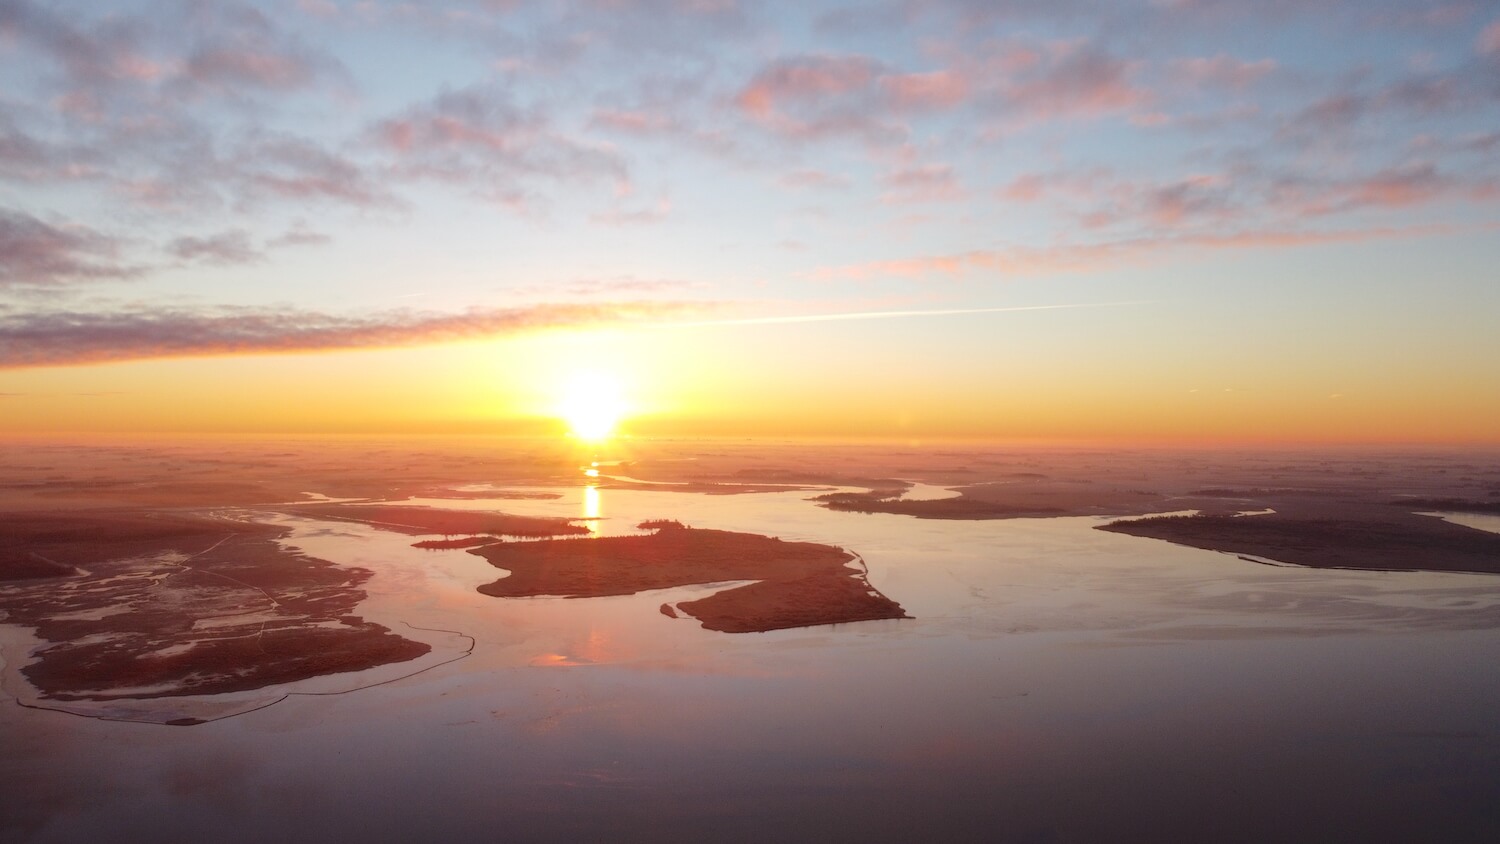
[555,370,628,442]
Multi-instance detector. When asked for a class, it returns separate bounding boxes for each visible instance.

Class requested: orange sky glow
[2,1,1498,446]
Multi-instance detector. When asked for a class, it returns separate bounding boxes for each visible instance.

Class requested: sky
[1,0,1498,443]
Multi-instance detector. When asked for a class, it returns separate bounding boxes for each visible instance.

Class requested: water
[5,484,1500,841]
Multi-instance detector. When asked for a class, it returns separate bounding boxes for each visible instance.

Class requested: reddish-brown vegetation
[0,511,429,700]
[470,526,907,632]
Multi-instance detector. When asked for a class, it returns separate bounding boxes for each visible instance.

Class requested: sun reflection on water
[582,482,601,537]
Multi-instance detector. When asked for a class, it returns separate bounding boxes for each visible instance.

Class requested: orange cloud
[0,301,711,369]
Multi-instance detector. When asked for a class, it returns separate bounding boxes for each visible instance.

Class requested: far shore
[1099,509,1500,574]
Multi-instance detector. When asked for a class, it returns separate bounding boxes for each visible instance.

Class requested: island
[0,511,431,704]
[469,521,908,633]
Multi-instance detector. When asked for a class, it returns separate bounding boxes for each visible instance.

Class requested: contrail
[667,300,1150,328]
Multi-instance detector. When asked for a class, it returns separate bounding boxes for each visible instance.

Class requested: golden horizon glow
[555,369,629,442]
[2,326,1498,446]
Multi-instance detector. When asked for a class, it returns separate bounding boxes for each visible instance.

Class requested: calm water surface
[5,484,1500,842]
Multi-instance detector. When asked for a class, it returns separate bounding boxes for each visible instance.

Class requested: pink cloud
[1141,175,1232,226]
[735,55,880,117]
[943,38,1147,130]
[1342,164,1449,208]
[586,97,741,158]
[1171,54,1276,89]
[245,135,399,208]
[1129,111,1173,127]
[296,0,341,18]
[0,122,100,182]
[881,163,964,203]
[589,197,672,226]
[878,70,968,109]
[779,169,849,190]
[1001,42,1145,121]
[998,173,1046,202]
[168,229,263,265]
[589,108,675,134]
[1369,2,1479,28]
[1075,174,1235,229]
[805,223,1455,282]
[732,53,967,141]
[1480,20,1500,54]
[372,87,627,208]
[996,168,1115,204]
[183,47,317,91]
[267,222,331,249]
[1271,164,1484,217]
[0,208,140,287]
[1002,157,1492,236]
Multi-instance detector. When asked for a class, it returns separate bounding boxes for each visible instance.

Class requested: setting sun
[555,370,628,441]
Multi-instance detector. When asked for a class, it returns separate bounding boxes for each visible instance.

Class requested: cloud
[586,102,741,159]
[736,56,880,117]
[0,301,711,369]
[589,108,677,134]
[778,169,850,190]
[1077,173,1237,229]
[1004,155,1497,235]
[168,2,349,98]
[997,168,1114,203]
[168,230,263,265]
[986,40,1146,124]
[295,0,340,19]
[510,276,709,297]
[0,208,139,287]
[1269,163,1490,216]
[998,168,1239,231]
[805,223,1455,282]
[267,223,332,249]
[734,53,887,138]
[1480,20,1500,55]
[4,0,343,117]
[675,300,1147,327]
[371,86,627,210]
[1170,54,1276,89]
[0,3,382,220]
[0,117,98,182]
[878,70,969,109]
[881,163,964,203]
[1279,64,1496,145]
[589,197,672,225]
[1322,164,1452,210]
[181,45,320,93]
[732,53,968,142]
[0,0,158,92]
[241,134,400,209]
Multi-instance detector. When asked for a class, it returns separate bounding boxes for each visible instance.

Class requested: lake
[5,474,1500,841]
